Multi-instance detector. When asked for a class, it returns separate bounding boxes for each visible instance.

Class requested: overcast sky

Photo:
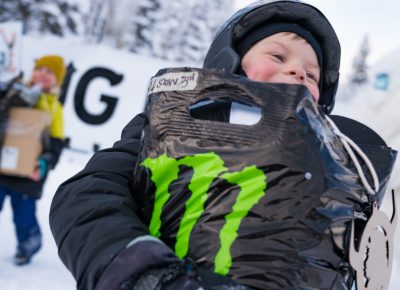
[235,0,400,79]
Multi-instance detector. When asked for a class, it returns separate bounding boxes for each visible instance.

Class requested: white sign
[0,21,23,82]
[147,71,199,95]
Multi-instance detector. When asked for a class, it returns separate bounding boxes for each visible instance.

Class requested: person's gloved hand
[129,258,202,290]
[29,157,47,181]
[95,236,253,290]
[123,258,254,290]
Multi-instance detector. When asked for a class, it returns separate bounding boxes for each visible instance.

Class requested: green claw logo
[141,152,267,275]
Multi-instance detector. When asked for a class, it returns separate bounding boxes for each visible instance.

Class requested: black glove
[95,236,186,290]
[96,236,253,290]
[122,258,254,290]
[127,259,201,290]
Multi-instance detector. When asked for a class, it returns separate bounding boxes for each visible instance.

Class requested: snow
[335,45,400,190]
[1,34,400,289]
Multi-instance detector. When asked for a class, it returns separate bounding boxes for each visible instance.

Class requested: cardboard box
[0,107,50,177]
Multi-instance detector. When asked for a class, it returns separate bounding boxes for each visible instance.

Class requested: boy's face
[241,32,321,101]
[31,67,57,93]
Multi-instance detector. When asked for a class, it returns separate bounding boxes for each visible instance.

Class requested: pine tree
[107,0,145,49]
[179,1,213,63]
[84,0,112,43]
[0,0,81,36]
[56,1,82,35]
[181,0,234,63]
[151,0,184,60]
[0,0,43,33]
[0,1,16,23]
[128,0,161,54]
[130,0,234,63]
[350,35,370,84]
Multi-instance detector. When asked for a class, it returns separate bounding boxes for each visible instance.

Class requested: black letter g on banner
[74,67,123,125]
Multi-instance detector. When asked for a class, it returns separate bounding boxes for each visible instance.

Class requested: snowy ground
[1,148,400,289]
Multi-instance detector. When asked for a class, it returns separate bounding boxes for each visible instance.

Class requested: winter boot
[13,230,42,266]
[13,249,31,266]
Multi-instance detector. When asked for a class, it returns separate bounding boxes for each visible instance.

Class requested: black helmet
[203,0,341,114]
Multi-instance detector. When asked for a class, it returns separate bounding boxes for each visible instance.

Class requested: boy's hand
[96,236,251,290]
[131,260,253,290]
[29,157,47,181]
[131,259,202,290]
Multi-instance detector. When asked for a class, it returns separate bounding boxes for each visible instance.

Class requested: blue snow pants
[0,184,42,256]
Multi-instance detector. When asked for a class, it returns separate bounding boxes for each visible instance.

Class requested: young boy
[0,54,65,265]
[50,1,395,290]
[240,32,320,101]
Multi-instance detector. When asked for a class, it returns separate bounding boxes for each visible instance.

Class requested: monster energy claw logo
[141,152,267,275]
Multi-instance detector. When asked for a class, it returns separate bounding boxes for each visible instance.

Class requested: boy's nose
[288,67,306,83]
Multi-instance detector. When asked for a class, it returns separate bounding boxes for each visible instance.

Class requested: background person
[0,54,65,266]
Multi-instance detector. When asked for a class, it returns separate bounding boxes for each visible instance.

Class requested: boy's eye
[306,72,319,84]
[271,53,285,62]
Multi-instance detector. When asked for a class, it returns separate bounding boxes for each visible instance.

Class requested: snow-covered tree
[1,0,234,59]
[181,0,234,63]
[0,0,81,36]
[0,0,42,33]
[54,1,82,35]
[150,0,184,60]
[102,0,141,49]
[130,0,234,63]
[83,0,112,43]
[350,35,370,84]
[128,0,161,54]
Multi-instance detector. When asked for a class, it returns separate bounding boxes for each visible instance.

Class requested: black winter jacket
[50,113,150,290]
